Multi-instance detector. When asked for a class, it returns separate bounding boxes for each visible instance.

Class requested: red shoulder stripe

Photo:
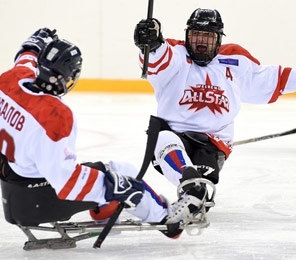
[219,44,260,65]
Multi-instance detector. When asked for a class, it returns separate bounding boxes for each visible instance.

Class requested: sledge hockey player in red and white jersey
[0,28,176,235]
[134,8,296,236]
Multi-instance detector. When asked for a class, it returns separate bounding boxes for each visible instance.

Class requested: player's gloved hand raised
[104,169,144,208]
[134,18,164,53]
[16,28,58,59]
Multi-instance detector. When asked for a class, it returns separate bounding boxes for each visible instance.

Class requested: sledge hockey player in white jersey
[134,8,296,237]
[0,28,179,239]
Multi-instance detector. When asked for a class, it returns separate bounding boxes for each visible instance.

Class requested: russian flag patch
[186,55,192,64]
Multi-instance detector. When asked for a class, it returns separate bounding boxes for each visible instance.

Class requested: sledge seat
[0,179,97,226]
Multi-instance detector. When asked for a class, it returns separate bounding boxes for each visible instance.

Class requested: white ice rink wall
[0,0,296,92]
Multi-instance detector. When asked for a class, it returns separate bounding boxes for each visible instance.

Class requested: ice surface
[0,93,295,259]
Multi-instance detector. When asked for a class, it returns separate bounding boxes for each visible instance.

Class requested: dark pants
[177,132,225,184]
[149,117,226,185]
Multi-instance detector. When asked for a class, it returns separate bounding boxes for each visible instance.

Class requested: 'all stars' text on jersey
[179,84,229,114]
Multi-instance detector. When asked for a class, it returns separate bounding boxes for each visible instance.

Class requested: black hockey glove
[104,169,144,208]
[134,18,164,53]
[15,28,58,60]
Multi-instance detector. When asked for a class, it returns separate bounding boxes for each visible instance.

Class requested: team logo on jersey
[179,74,229,114]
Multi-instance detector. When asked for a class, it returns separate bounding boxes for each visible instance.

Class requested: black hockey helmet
[36,39,82,96]
[185,8,225,66]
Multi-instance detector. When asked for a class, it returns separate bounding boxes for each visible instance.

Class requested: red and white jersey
[0,52,170,223]
[138,40,296,157]
[0,52,106,204]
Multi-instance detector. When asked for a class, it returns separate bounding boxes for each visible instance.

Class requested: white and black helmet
[36,39,82,96]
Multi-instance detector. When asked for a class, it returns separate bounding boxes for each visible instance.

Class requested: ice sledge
[0,179,211,250]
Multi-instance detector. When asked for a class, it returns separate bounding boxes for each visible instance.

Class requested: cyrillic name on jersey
[0,97,25,131]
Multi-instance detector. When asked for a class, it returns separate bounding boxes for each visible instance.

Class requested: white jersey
[139,39,296,157]
[0,52,168,223]
[0,52,106,204]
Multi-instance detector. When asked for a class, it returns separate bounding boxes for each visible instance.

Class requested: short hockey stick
[93,115,161,248]
[141,0,154,79]
[234,128,296,146]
